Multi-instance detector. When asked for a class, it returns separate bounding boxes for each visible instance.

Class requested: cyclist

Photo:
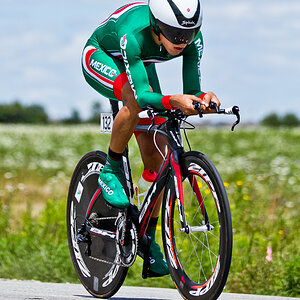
[82,0,220,277]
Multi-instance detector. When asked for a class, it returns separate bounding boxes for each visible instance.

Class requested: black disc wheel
[162,152,232,300]
[66,151,128,298]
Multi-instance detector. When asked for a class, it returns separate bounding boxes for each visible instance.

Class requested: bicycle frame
[83,111,189,248]
[132,118,188,239]
[83,101,240,263]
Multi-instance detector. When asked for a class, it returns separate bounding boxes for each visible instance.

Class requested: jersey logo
[89,59,117,78]
[120,34,128,50]
[120,34,137,100]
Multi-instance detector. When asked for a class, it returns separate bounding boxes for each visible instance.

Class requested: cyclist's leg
[99,82,143,207]
[135,131,166,216]
[134,64,169,275]
[82,45,140,208]
[109,82,142,154]
[135,63,165,217]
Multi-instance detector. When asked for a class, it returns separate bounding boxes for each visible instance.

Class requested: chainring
[115,214,138,267]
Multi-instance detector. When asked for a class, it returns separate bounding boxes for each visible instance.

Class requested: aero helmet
[149,0,203,45]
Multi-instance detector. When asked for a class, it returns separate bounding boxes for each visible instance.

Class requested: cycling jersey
[82,2,204,110]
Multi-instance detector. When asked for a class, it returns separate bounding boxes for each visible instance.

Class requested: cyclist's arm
[169,32,220,114]
[182,31,205,98]
[118,32,166,110]
[145,63,162,94]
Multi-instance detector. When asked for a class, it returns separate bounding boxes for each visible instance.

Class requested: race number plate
[100,113,113,134]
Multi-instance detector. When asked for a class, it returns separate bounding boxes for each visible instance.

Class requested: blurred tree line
[0,102,300,127]
[0,101,104,124]
[261,113,300,127]
[0,102,48,124]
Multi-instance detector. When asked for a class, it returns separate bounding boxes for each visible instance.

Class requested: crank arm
[85,223,116,240]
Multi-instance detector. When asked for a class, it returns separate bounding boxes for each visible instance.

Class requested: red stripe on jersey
[114,2,145,14]
[100,2,146,25]
[85,48,114,86]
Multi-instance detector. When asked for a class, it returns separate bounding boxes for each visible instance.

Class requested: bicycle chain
[88,254,115,265]
[93,216,118,221]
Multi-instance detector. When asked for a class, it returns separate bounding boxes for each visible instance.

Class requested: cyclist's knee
[138,134,166,170]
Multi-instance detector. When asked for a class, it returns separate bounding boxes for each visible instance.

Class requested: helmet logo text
[181,20,196,26]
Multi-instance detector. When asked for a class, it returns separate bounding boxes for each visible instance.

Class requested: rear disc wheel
[66,151,128,298]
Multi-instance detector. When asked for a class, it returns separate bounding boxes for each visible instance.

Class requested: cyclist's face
[160,33,187,56]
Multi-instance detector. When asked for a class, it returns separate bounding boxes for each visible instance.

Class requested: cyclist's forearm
[137,91,165,110]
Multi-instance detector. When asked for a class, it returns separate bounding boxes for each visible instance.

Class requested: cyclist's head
[149,0,203,45]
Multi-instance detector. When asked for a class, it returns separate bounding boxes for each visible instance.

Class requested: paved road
[0,279,297,300]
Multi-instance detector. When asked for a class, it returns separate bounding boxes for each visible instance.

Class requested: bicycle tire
[66,151,128,299]
[162,151,232,300]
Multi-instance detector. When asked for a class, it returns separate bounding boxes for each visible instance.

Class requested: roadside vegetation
[0,125,299,297]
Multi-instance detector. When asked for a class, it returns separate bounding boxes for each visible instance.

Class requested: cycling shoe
[98,160,129,209]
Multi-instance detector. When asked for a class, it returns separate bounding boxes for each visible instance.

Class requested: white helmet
[149,0,203,44]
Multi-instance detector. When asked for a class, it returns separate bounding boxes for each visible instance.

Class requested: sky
[1,0,300,123]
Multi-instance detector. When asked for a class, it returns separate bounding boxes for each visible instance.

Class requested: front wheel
[162,152,232,300]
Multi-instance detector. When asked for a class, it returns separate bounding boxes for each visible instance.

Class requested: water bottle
[135,169,157,209]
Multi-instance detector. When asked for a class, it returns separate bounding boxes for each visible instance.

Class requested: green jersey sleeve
[145,63,162,94]
[118,31,165,110]
[182,31,205,98]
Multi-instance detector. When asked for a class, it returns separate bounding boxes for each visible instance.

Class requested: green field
[0,124,299,297]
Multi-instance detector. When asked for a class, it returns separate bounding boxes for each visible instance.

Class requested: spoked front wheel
[66,151,128,298]
[162,152,232,300]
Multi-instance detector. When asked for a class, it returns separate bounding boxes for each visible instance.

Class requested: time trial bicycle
[66,101,240,300]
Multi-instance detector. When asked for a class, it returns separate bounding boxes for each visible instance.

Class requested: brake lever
[212,103,240,131]
[231,106,240,131]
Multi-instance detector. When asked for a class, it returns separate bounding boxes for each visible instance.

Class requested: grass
[0,124,299,296]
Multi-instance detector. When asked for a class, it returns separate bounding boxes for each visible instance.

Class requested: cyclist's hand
[169,94,208,115]
[169,92,221,115]
[201,91,221,114]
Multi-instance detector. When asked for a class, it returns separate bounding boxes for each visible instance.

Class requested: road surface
[0,279,297,300]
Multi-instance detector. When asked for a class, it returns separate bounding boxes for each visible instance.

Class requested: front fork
[170,152,212,234]
[169,151,188,231]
